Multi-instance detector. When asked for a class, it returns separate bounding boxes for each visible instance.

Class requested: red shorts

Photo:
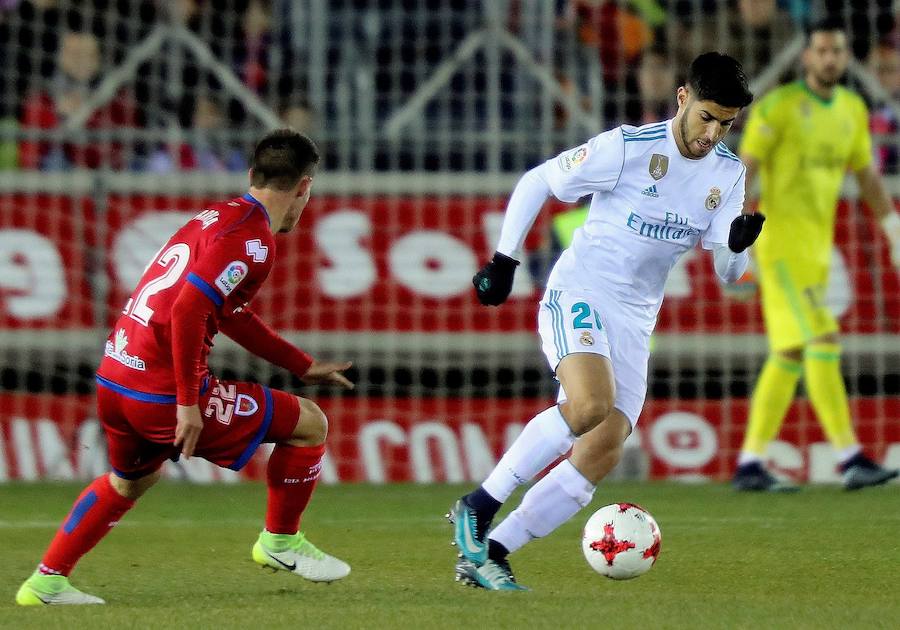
[95,374,300,479]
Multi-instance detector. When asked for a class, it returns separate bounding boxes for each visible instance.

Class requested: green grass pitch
[1,481,898,629]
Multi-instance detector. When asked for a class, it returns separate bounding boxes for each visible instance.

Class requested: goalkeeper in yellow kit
[734,19,900,491]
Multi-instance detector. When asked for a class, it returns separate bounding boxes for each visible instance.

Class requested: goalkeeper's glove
[473,251,520,306]
[728,213,765,253]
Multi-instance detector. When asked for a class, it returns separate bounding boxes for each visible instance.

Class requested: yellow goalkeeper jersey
[739,81,872,266]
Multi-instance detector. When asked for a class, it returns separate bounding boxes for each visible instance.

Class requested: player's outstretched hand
[473,251,520,306]
[728,213,766,253]
[175,404,204,459]
[302,360,355,389]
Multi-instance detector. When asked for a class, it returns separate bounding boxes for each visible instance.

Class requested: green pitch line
[1,482,898,629]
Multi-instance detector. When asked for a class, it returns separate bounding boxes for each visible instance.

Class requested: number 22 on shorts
[571,301,603,330]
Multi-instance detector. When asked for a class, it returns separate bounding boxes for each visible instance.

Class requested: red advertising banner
[3,394,898,484]
[0,194,94,328]
[3,194,900,334]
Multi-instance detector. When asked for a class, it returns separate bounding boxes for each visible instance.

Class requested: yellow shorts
[758,259,838,351]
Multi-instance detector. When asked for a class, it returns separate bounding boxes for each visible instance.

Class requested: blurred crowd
[0,0,898,173]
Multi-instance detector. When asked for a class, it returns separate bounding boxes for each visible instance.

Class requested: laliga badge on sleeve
[215,260,249,296]
[559,145,589,172]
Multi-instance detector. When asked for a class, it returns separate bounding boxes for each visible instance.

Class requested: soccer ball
[581,503,661,580]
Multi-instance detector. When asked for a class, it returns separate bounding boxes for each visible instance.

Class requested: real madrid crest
[580,331,594,346]
[705,187,721,211]
[649,154,669,181]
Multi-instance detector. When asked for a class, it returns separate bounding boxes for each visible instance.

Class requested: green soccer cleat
[15,571,105,606]
[455,556,529,591]
[252,531,350,583]
[447,499,488,566]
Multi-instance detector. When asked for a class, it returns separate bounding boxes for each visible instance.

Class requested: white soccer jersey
[541,119,745,322]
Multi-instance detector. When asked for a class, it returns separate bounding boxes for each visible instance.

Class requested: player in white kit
[449,53,764,590]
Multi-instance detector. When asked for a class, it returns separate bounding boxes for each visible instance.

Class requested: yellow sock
[804,342,857,449]
[741,355,802,456]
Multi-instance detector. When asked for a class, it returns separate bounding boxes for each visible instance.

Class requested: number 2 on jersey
[123,243,191,326]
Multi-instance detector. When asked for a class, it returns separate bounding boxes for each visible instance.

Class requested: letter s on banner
[316,210,377,298]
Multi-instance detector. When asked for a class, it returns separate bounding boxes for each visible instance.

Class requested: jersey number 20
[124,243,191,326]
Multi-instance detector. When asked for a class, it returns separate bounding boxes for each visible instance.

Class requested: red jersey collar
[241,193,271,226]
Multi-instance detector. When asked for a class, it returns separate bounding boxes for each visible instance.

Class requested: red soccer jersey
[97,194,276,399]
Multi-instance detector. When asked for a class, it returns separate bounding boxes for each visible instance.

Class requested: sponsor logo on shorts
[104,328,146,371]
[215,261,249,296]
[235,393,259,416]
[580,331,594,346]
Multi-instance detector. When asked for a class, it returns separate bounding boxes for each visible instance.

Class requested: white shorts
[537,288,650,426]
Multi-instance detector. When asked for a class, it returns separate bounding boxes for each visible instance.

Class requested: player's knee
[108,469,160,500]
[810,333,839,346]
[775,347,803,363]
[290,397,328,446]
[563,396,614,435]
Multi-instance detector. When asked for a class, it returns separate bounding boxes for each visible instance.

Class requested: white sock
[737,451,763,466]
[482,405,575,503]
[837,444,861,465]
[489,459,595,555]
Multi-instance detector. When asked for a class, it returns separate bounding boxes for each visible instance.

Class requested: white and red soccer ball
[581,503,661,580]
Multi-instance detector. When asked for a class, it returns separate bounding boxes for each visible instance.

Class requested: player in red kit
[16,130,353,606]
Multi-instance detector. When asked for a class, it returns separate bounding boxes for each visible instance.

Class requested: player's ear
[676,86,689,109]
[248,168,255,185]
[296,175,313,198]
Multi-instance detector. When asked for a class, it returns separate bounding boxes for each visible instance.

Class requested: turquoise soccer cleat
[455,556,529,591]
[447,498,489,566]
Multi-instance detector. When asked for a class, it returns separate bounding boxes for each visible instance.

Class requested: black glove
[473,252,520,306]
[728,213,766,253]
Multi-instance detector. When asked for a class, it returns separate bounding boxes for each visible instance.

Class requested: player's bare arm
[174,404,204,459]
[856,163,900,266]
[301,360,355,389]
[218,308,354,390]
[855,163,893,220]
[740,156,760,210]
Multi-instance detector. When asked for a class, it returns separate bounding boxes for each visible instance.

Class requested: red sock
[265,443,326,534]
[40,474,135,576]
